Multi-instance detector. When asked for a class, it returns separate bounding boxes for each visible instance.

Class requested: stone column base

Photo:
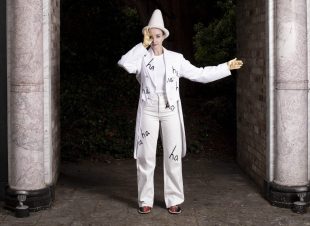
[264,181,310,208]
[4,186,55,212]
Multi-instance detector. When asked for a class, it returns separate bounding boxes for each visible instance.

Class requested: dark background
[60,0,237,161]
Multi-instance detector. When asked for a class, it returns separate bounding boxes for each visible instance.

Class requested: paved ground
[1,156,310,226]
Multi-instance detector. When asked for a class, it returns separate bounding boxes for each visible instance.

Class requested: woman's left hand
[227,58,243,70]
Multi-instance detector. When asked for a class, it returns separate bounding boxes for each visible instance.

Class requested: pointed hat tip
[142,9,169,39]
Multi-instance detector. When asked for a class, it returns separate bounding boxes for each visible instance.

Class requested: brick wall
[43,0,60,185]
[236,0,267,188]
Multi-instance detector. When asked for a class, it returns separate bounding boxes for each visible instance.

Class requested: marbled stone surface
[43,0,60,186]
[275,91,308,185]
[8,1,43,85]
[276,0,307,83]
[7,0,45,190]
[308,0,310,182]
[7,0,60,190]
[274,0,308,186]
[49,0,61,187]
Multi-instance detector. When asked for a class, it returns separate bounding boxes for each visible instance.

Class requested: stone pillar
[0,0,8,201]
[267,0,309,207]
[6,0,53,211]
[8,0,45,190]
[43,0,61,187]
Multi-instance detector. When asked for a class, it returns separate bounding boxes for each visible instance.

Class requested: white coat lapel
[163,48,178,88]
[163,48,181,105]
[163,48,173,81]
[144,49,156,86]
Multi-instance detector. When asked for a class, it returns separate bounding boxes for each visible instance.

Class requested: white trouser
[136,93,184,208]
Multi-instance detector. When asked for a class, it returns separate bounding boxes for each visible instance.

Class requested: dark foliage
[191,0,237,129]
[61,0,141,160]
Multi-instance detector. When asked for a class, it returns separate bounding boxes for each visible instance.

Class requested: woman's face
[149,28,165,48]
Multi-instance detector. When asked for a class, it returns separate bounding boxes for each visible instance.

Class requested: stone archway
[237,0,310,207]
[1,0,310,211]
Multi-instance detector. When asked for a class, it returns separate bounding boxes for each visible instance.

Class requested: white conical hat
[142,9,169,39]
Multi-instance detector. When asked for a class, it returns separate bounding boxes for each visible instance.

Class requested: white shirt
[153,54,166,93]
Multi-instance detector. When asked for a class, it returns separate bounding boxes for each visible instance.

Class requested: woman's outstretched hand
[227,58,243,70]
[143,28,153,48]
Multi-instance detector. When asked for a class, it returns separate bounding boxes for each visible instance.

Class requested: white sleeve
[180,56,231,83]
[117,43,148,74]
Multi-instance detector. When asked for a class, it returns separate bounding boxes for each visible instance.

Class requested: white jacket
[118,43,231,159]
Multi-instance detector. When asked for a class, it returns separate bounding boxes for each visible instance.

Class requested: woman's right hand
[143,28,153,48]
[227,58,243,70]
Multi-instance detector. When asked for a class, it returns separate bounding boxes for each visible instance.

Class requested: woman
[118,9,243,214]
